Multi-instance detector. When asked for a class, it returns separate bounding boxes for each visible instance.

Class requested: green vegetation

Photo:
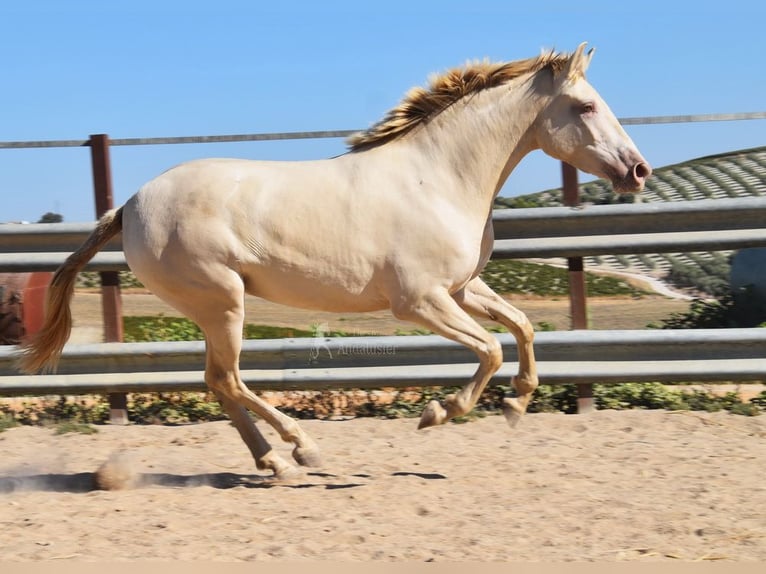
[665,253,731,297]
[123,315,203,342]
[480,259,645,297]
[77,271,144,289]
[654,286,766,329]
[524,383,763,416]
[0,412,17,433]
[2,382,762,432]
[54,421,98,435]
[0,396,109,432]
[123,315,355,342]
[37,212,63,223]
[129,392,227,424]
[493,195,547,209]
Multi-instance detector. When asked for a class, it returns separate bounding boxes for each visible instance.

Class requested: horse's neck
[398,76,545,210]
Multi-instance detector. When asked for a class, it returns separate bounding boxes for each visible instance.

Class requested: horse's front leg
[454,277,539,428]
[391,289,504,428]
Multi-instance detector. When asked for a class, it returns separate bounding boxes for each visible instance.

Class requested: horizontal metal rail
[493,229,766,259]
[491,197,766,237]
[2,361,765,396]
[1,112,764,149]
[0,252,126,273]
[0,130,360,150]
[2,229,764,272]
[1,330,763,396]
[2,197,765,271]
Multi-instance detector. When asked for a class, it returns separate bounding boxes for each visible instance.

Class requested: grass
[0,412,18,433]
[123,315,363,343]
[53,421,98,435]
[480,259,646,297]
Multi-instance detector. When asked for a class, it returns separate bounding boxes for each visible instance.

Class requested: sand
[1,410,765,562]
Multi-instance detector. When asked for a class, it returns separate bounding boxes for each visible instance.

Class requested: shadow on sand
[0,469,444,493]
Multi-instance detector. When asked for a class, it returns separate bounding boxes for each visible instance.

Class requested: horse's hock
[0,272,51,344]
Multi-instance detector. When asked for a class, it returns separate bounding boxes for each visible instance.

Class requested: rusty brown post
[89,134,128,425]
[561,161,594,413]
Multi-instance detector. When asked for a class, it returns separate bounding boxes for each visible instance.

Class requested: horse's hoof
[257,450,298,477]
[272,464,304,483]
[418,400,448,429]
[292,445,323,468]
[502,397,524,428]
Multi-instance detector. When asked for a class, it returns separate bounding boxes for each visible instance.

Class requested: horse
[18,43,651,479]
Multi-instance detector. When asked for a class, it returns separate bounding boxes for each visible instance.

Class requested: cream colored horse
[19,44,650,478]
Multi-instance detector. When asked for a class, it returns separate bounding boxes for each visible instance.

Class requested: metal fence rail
[2,197,766,272]
[1,112,764,150]
[1,329,764,396]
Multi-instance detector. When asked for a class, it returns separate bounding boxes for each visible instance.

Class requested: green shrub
[665,255,731,297]
[526,384,579,414]
[77,271,144,289]
[123,315,203,342]
[0,412,18,433]
[128,393,226,425]
[505,382,763,416]
[0,397,109,427]
[657,286,766,329]
[595,383,687,411]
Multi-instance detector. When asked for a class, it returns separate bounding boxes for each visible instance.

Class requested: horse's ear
[564,42,595,81]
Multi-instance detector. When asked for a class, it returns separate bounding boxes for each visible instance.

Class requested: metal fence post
[89,134,128,424]
[561,161,594,413]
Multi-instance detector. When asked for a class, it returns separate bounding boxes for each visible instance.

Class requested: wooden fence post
[561,161,594,413]
[89,134,128,424]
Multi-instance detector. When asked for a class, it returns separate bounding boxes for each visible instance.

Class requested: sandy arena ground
[1,410,765,562]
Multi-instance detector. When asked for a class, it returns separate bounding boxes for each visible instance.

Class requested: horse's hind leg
[142,266,322,474]
[454,277,538,428]
[214,395,299,479]
[192,272,322,470]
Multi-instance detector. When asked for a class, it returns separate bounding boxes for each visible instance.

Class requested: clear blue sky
[2,0,764,222]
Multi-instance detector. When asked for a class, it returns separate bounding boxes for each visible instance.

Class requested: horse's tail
[17,207,124,374]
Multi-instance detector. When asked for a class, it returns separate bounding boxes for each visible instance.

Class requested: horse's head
[534,43,651,194]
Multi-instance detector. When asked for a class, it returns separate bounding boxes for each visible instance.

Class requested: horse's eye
[581,102,596,115]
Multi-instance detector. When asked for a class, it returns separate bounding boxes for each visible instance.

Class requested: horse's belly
[241,266,389,313]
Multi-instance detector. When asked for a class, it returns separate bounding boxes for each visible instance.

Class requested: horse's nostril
[633,162,652,181]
